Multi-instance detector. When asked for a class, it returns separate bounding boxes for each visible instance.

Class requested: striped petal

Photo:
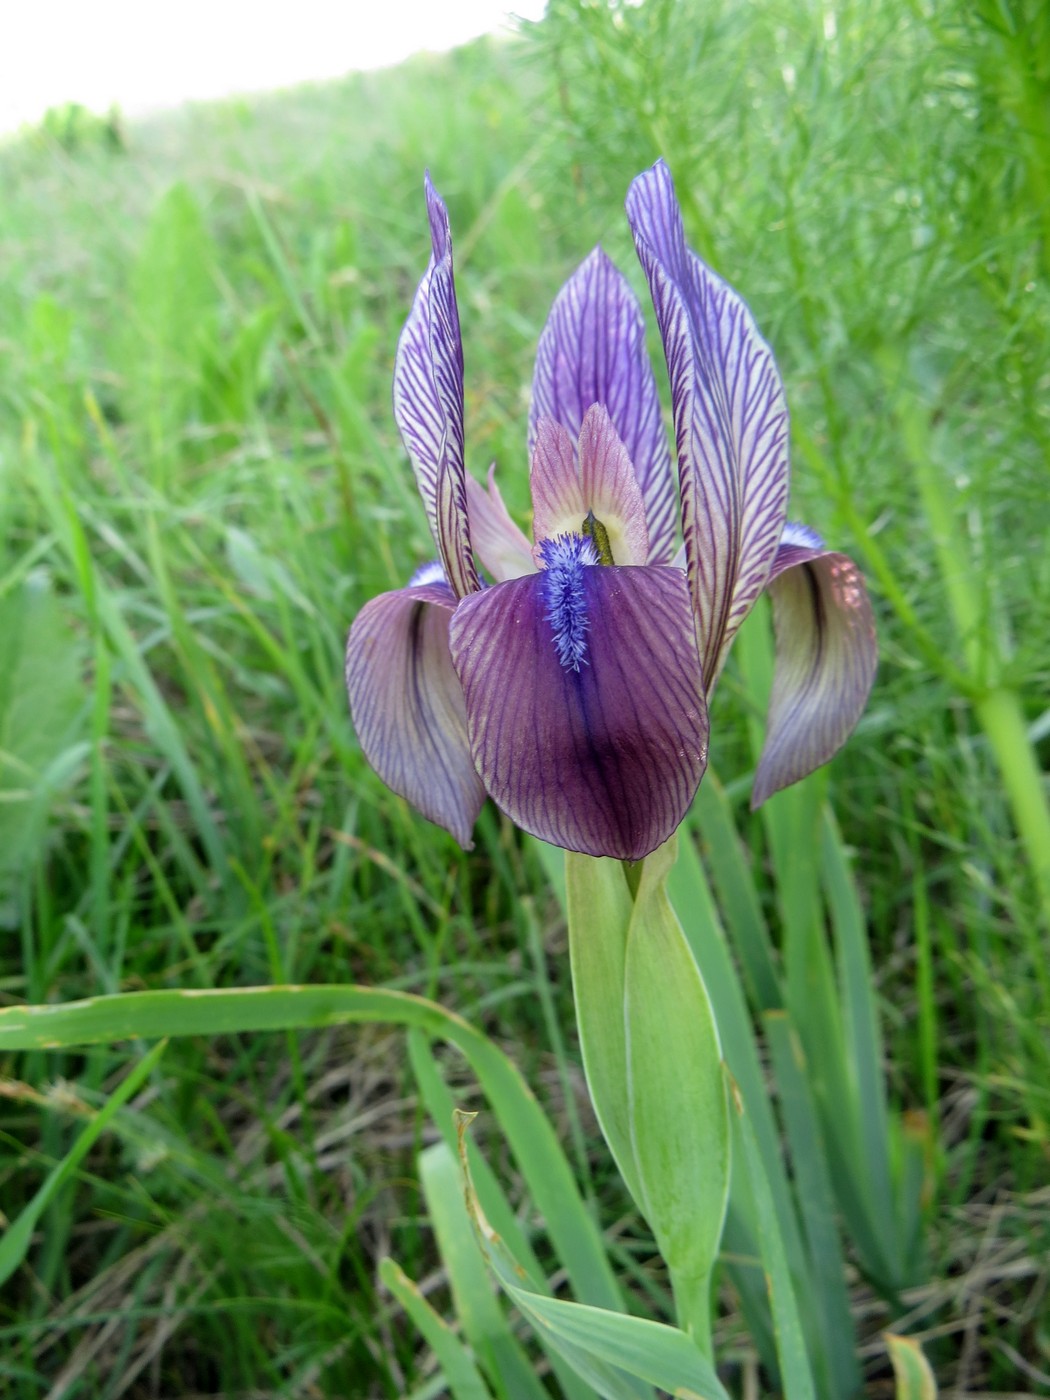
[392,175,479,599]
[448,563,708,860]
[752,524,878,807]
[531,408,649,566]
[529,248,677,564]
[346,578,485,847]
[626,160,789,691]
[464,465,535,582]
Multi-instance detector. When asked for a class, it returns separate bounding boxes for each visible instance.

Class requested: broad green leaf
[668,825,817,1379]
[623,838,729,1349]
[885,1333,938,1399]
[566,852,642,1207]
[0,1040,167,1286]
[0,986,621,1311]
[458,1112,730,1400]
[379,1257,493,1400]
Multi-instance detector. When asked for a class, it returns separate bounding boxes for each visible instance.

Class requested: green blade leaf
[765,1012,860,1398]
[409,1033,593,1400]
[457,1111,731,1400]
[0,1039,167,1286]
[623,839,729,1352]
[566,852,642,1208]
[730,1073,818,1400]
[0,986,622,1311]
[379,1256,494,1400]
[885,1333,938,1399]
[419,1142,547,1400]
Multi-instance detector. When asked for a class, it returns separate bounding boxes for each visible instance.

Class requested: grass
[1,0,1048,1393]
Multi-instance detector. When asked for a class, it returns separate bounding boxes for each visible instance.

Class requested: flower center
[581,510,615,565]
[539,534,598,671]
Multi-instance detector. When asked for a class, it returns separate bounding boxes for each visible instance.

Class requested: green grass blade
[419,1142,547,1400]
[379,1256,493,1400]
[885,1333,938,1399]
[691,776,781,1012]
[0,1039,167,1287]
[730,1078,818,1400]
[457,1112,728,1400]
[820,807,901,1283]
[0,987,622,1311]
[765,1012,860,1398]
[408,1034,596,1400]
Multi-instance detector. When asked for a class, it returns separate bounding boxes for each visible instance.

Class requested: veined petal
[752,524,877,807]
[626,160,789,691]
[464,465,535,582]
[531,410,649,566]
[392,175,479,599]
[448,564,708,860]
[346,579,485,847]
[529,417,581,548]
[529,247,677,564]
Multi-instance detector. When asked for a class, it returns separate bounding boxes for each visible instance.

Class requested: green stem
[671,1266,713,1360]
[975,688,1050,938]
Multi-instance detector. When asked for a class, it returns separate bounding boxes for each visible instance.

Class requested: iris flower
[346,161,876,861]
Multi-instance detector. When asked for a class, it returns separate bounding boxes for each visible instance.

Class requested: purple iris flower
[346,161,876,861]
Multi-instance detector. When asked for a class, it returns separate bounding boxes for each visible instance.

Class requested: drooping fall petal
[392,175,479,599]
[529,247,677,564]
[448,560,708,860]
[626,160,789,691]
[751,524,878,807]
[346,577,485,847]
[464,465,535,582]
[531,408,650,566]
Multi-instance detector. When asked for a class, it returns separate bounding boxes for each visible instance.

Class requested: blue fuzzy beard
[538,534,599,671]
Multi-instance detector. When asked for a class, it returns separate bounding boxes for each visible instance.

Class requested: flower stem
[975,687,1050,944]
[671,1265,713,1360]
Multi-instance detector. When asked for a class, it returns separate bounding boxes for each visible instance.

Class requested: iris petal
[626,160,789,692]
[752,527,877,807]
[531,408,650,566]
[346,579,486,847]
[448,565,708,860]
[464,465,535,582]
[529,247,677,564]
[392,175,479,599]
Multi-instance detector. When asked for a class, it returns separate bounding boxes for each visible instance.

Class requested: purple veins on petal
[392,174,479,601]
[625,159,790,692]
[448,564,709,861]
[345,579,485,848]
[539,534,599,670]
[530,247,677,564]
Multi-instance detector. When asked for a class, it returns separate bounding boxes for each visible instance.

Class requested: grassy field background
[1,0,1048,1393]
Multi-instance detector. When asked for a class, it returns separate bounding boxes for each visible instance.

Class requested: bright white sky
[1,0,547,134]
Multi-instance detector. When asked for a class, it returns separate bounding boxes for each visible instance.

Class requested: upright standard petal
[346,578,486,847]
[626,160,789,690]
[448,562,708,860]
[752,524,877,807]
[531,409,650,567]
[529,248,677,564]
[392,175,479,599]
[464,465,535,582]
